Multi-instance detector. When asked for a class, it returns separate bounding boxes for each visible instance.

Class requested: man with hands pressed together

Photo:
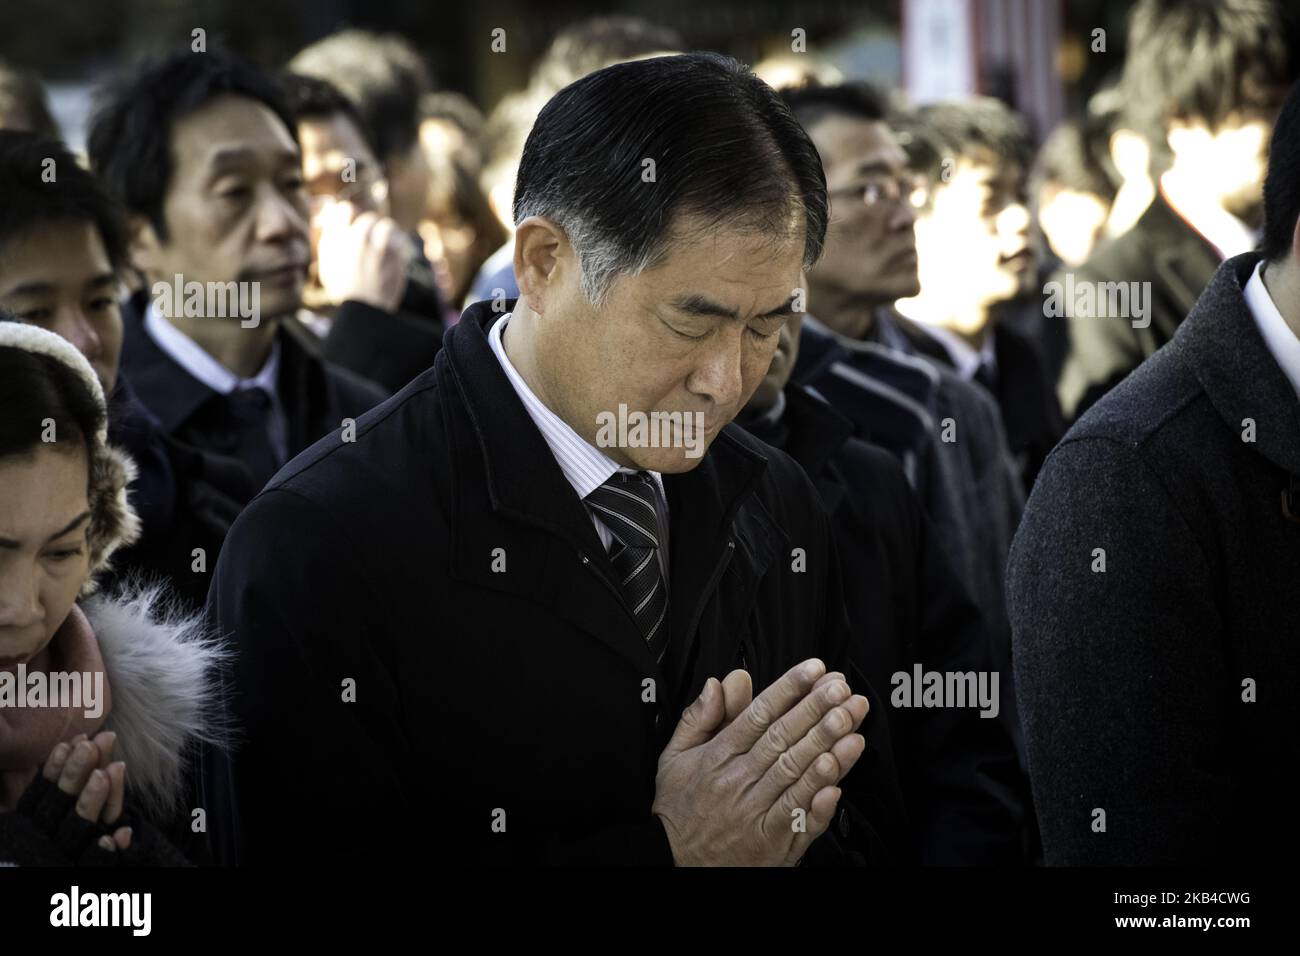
[210,53,904,866]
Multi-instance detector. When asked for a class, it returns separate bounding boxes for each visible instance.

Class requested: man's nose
[996,202,1031,251]
[256,186,309,244]
[686,331,746,410]
[887,198,918,232]
[57,308,103,365]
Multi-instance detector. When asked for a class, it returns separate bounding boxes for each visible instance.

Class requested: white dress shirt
[1244,260,1300,404]
[144,302,289,465]
[487,313,670,574]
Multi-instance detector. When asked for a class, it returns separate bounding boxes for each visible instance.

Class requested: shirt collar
[912,320,996,381]
[1243,259,1300,403]
[144,300,280,399]
[487,313,664,501]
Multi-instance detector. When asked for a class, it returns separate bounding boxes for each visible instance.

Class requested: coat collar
[1137,192,1224,335]
[120,293,326,442]
[744,384,854,518]
[1181,252,1300,476]
[441,301,775,692]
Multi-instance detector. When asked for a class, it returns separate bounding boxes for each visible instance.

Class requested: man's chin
[260,287,304,320]
[623,438,718,474]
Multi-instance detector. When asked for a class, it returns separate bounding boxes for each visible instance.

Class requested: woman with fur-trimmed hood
[0,323,227,865]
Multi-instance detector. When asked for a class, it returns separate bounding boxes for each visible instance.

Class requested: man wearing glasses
[285,72,445,394]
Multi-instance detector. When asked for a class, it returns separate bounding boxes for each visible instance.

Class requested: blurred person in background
[1025,109,1122,382]
[418,91,506,309]
[0,58,60,138]
[890,99,1065,493]
[464,16,683,308]
[289,29,451,329]
[87,49,385,609]
[1032,113,1120,271]
[738,310,1027,864]
[282,72,442,393]
[782,84,1031,796]
[1056,0,1296,421]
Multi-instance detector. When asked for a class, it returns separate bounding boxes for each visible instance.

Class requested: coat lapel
[440,303,660,678]
[661,426,776,703]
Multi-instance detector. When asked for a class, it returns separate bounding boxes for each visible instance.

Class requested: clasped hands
[652,658,869,866]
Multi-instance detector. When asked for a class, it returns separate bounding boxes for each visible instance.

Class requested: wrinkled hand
[718,668,866,787]
[651,658,869,866]
[315,200,413,313]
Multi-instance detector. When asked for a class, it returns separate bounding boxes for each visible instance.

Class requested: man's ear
[513,215,568,315]
[128,213,162,278]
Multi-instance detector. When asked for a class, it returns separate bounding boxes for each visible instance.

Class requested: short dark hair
[1122,0,1293,141]
[1032,113,1121,203]
[513,53,827,304]
[779,82,888,132]
[0,59,59,139]
[1261,79,1300,260]
[0,131,128,272]
[87,48,297,243]
[915,97,1033,172]
[890,109,957,185]
[532,16,685,95]
[0,339,103,465]
[289,30,430,160]
[281,71,377,157]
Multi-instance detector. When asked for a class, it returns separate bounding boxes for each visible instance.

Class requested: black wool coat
[206,301,909,866]
[742,385,1030,864]
[1009,253,1300,865]
[113,296,386,610]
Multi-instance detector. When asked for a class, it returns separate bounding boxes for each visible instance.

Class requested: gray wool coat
[1008,252,1300,865]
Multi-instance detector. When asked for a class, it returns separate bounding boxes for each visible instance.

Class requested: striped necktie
[585,472,670,660]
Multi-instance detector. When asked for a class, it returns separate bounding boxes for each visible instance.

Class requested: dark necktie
[224,386,279,491]
[585,472,670,660]
[974,359,998,394]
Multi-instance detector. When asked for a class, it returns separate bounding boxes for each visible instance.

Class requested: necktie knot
[585,472,661,550]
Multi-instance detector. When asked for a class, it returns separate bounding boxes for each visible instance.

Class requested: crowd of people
[0,0,1296,867]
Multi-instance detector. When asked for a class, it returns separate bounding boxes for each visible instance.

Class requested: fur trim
[82,443,142,597]
[80,583,231,819]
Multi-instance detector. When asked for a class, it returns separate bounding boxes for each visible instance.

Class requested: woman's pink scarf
[0,604,113,811]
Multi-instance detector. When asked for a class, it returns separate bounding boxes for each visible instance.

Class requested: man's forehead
[300,114,375,170]
[650,220,804,293]
[814,115,904,168]
[0,221,113,284]
[171,94,299,171]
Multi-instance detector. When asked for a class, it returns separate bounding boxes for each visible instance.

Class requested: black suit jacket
[742,386,1029,863]
[1054,192,1221,420]
[206,300,909,866]
[114,297,386,609]
[1010,253,1300,864]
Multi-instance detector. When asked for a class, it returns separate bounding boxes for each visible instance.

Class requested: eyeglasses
[307,176,389,215]
[831,174,928,209]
